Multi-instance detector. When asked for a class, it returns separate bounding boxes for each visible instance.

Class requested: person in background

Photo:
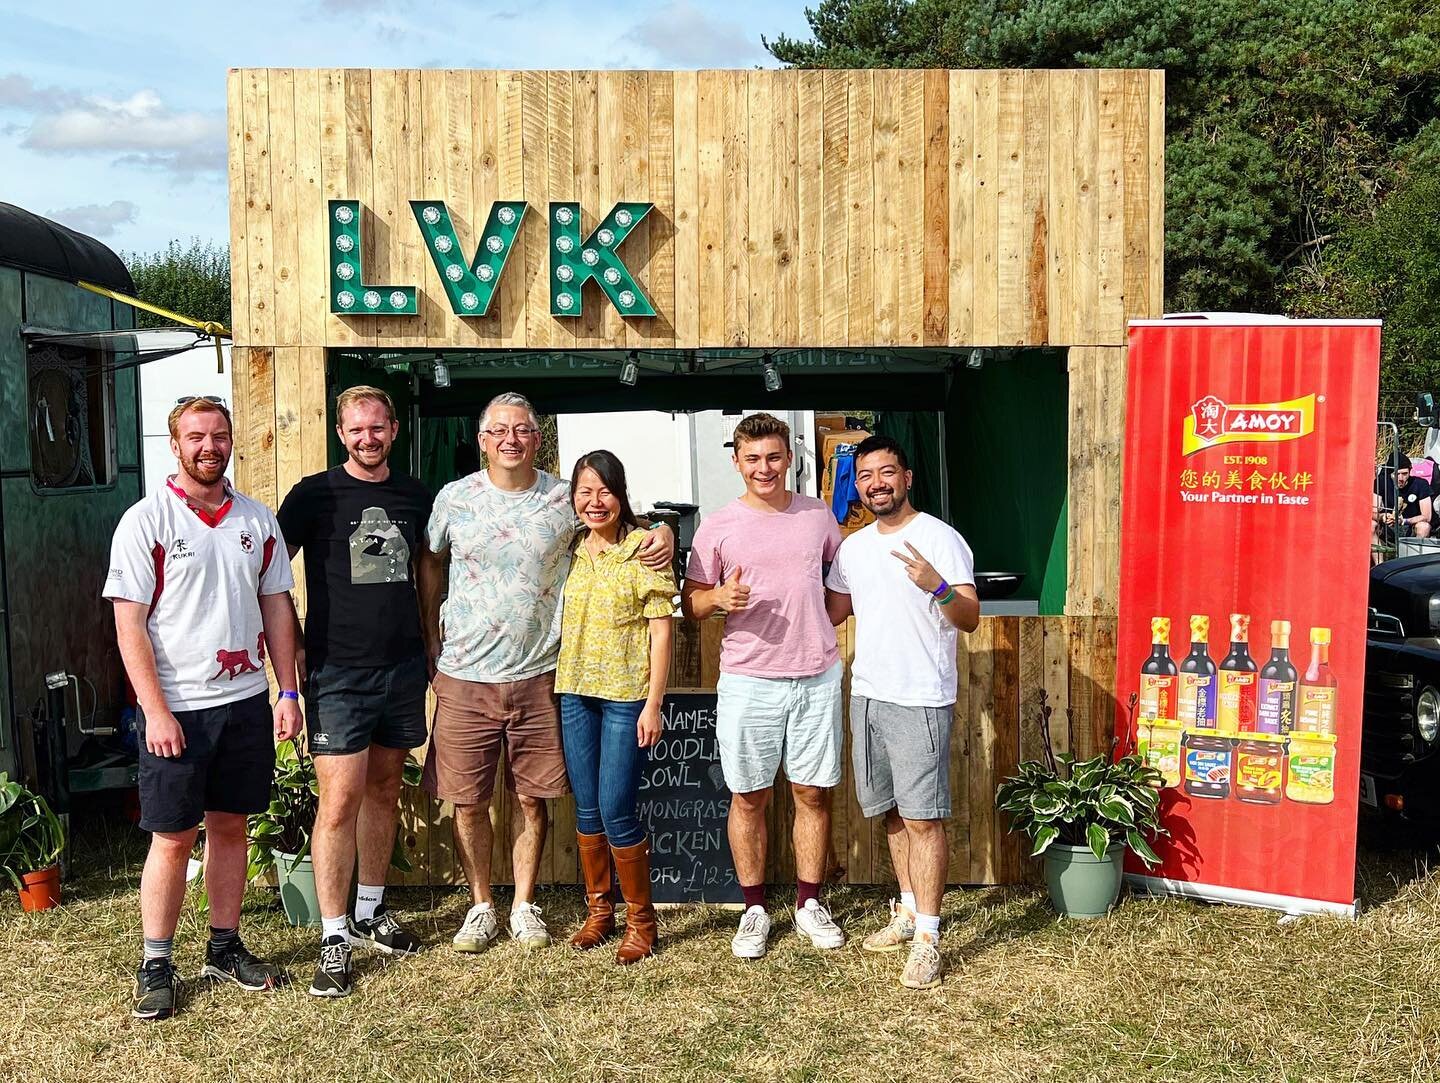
[418,393,673,954]
[555,450,675,964]
[105,397,302,1021]
[1374,453,1432,564]
[277,386,432,998]
[682,412,846,961]
[825,435,978,990]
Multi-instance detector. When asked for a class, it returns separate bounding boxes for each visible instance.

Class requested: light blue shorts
[715,661,844,794]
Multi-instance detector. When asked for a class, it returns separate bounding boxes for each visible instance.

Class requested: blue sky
[0,0,812,256]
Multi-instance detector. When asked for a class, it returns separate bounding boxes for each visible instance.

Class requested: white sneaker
[900,932,943,990]
[862,899,917,954]
[794,898,845,949]
[453,903,500,953]
[509,901,551,948]
[731,905,772,959]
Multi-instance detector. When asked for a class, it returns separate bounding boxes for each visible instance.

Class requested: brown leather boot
[570,831,615,950]
[612,838,657,964]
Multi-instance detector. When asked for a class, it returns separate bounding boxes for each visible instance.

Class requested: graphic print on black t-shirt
[277,466,433,667]
[349,506,412,584]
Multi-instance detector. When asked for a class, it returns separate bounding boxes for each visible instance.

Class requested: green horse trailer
[0,203,145,810]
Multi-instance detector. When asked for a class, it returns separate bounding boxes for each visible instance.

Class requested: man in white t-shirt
[105,397,302,1022]
[824,435,978,991]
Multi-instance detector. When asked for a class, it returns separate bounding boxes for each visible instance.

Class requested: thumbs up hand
[714,565,751,613]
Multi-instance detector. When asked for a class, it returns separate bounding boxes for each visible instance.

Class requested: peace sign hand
[890,542,944,595]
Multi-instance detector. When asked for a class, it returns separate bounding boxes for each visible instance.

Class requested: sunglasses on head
[175,395,227,406]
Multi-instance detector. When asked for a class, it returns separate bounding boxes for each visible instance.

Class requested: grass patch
[3,818,1440,1082]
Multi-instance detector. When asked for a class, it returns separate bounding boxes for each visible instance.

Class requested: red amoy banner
[1115,319,1381,915]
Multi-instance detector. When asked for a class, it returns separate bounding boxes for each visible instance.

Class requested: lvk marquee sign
[329,199,656,319]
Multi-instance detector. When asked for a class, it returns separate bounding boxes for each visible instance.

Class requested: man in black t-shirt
[277,385,433,998]
[1373,454,1433,563]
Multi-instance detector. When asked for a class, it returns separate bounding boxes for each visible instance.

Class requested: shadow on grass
[1354,817,1439,909]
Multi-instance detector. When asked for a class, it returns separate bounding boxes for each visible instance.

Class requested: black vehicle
[1362,553,1440,832]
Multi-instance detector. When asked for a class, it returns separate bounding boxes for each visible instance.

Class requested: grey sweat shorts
[850,695,953,820]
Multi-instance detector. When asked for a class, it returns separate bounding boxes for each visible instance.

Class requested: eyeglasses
[482,426,540,440]
[175,395,227,406]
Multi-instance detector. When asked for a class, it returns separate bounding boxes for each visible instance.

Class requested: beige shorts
[423,670,570,804]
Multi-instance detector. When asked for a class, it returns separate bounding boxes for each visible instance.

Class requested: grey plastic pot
[1043,841,1123,918]
[272,851,321,928]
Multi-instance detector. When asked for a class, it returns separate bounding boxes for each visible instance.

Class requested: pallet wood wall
[227,68,1163,352]
[382,615,1117,888]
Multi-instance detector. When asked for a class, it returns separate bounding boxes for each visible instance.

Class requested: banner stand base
[1126,873,1356,920]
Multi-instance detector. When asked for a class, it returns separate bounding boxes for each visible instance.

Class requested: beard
[860,484,907,517]
[350,441,391,466]
[179,450,227,486]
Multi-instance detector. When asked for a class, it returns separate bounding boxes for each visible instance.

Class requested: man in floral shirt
[418,392,671,952]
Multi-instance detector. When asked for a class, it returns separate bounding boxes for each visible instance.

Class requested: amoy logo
[1182,394,1317,455]
[329,199,655,319]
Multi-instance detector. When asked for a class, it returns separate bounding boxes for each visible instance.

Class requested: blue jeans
[559,695,649,847]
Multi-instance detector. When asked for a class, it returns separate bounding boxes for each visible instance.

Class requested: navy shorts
[137,692,273,833]
[305,652,429,756]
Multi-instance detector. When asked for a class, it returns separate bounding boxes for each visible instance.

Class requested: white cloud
[0,73,79,111]
[47,199,138,238]
[626,1,766,67]
[20,87,224,178]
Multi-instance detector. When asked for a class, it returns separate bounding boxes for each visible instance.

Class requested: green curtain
[943,352,1069,612]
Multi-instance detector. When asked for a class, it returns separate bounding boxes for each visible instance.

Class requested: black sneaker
[201,936,288,991]
[349,906,423,956]
[131,957,179,1020]
[307,936,353,998]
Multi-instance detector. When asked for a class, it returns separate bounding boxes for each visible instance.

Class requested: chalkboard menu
[639,692,742,904]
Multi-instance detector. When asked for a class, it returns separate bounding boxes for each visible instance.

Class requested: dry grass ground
[3,816,1440,1083]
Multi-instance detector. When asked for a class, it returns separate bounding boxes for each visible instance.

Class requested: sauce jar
[1232,734,1286,805]
[1286,732,1337,805]
[1183,730,1232,800]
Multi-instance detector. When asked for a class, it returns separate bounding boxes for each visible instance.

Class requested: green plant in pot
[0,773,66,912]
[995,693,1167,918]
[247,739,422,927]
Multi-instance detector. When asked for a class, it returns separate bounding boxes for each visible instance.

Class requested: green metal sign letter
[411,200,528,316]
[328,200,418,316]
[548,202,655,318]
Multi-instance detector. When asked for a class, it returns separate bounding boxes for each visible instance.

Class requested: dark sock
[796,879,821,909]
[208,925,239,951]
[741,883,766,910]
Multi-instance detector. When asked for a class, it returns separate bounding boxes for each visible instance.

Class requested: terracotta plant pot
[17,865,61,912]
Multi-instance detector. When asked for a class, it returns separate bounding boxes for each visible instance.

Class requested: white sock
[899,892,917,914]
[915,913,941,938]
[355,883,385,923]
[321,914,350,943]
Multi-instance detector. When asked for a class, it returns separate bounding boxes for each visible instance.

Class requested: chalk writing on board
[639,692,741,903]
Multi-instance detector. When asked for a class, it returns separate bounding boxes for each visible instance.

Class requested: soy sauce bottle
[1177,615,1217,730]
[1257,620,1298,735]
[1217,613,1258,735]
[1139,617,1179,722]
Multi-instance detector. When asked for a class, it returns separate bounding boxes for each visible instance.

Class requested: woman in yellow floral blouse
[555,450,675,963]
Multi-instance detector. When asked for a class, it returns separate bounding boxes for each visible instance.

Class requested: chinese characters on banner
[1116,319,1380,915]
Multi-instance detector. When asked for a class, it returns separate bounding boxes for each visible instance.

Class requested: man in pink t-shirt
[682,413,844,960]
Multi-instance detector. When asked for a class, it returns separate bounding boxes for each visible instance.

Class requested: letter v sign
[411,199,529,315]
[549,202,655,317]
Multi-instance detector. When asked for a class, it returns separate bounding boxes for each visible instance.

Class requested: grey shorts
[850,695,953,820]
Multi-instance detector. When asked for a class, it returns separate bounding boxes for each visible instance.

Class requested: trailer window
[27,343,115,491]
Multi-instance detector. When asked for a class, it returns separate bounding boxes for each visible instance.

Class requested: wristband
[278,690,300,702]
[930,579,951,599]
[936,588,957,606]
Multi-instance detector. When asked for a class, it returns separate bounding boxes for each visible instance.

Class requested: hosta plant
[995,692,1168,865]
